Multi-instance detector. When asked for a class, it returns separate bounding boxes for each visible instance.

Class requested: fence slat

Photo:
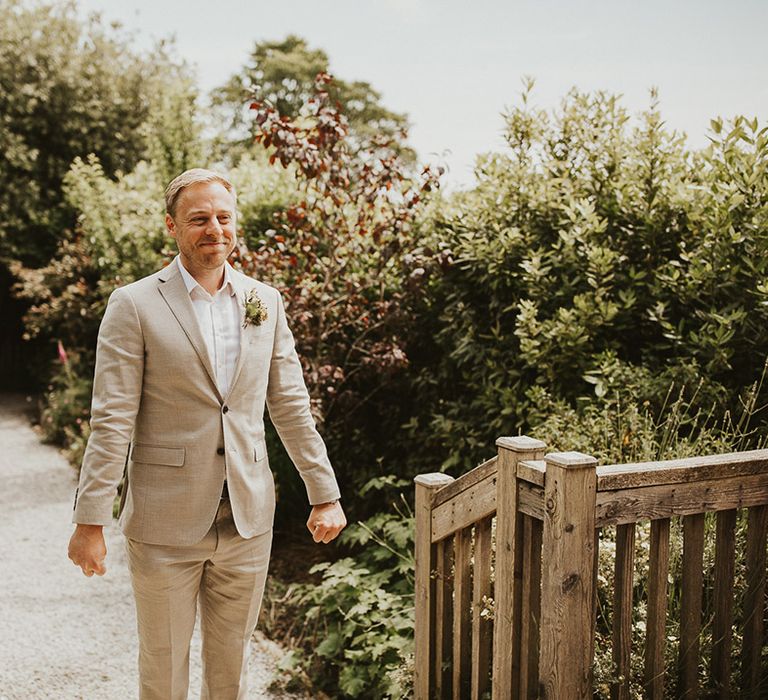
[741,504,768,696]
[539,451,598,699]
[611,523,636,700]
[414,473,454,699]
[711,508,736,698]
[519,514,542,700]
[492,436,547,700]
[679,513,705,699]
[644,518,670,699]
[453,527,472,699]
[435,535,454,698]
[471,516,493,700]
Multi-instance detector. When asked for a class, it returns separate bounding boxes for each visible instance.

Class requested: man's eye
[219,216,230,223]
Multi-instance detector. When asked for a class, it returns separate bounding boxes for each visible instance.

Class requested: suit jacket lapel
[157,263,223,402]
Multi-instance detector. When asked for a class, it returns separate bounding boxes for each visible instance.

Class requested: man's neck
[179,256,226,296]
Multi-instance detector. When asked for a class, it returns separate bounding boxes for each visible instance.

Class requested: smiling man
[67,168,346,700]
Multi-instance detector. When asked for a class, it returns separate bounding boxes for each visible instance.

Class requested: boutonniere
[242,289,268,328]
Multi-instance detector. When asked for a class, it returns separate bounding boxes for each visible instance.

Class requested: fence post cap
[545,451,598,468]
[496,435,547,452]
[414,473,454,489]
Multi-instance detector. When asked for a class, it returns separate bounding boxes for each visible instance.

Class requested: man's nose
[205,217,223,235]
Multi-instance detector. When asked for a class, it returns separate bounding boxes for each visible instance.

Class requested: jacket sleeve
[72,287,144,525]
[265,290,341,506]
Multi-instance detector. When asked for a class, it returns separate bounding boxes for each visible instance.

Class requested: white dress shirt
[176,256,241,396]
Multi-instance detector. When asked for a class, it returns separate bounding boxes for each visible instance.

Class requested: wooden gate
[414,437,768,698]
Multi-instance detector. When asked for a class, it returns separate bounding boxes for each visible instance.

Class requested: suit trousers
[126,499,273,700]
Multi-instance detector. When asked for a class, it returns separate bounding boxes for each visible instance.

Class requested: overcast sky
[77,0,767,189]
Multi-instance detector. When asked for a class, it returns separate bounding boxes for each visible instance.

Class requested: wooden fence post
[492,436,547,700]
[414,472,455,700]
[538,451,598,700]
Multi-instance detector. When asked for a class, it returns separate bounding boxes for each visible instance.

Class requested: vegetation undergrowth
[265,363,768,698]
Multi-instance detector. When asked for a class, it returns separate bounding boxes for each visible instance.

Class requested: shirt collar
[175,255,236,298]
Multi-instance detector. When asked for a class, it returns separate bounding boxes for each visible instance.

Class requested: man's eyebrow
[185,208,234,217]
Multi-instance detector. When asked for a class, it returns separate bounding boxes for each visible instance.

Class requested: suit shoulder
[110,266,169,299]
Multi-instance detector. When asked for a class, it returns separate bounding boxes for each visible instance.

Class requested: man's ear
[165,213,177,239]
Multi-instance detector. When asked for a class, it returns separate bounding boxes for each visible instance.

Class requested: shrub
[402,83,768,475]
[270,477,416,699]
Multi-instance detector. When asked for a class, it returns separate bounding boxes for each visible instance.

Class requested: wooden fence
[413,436,768,699]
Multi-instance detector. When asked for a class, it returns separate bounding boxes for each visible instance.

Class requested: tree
[236,73,440,505]
[1,0,200,388]
[211,35,414,165]
[0,0,198,266]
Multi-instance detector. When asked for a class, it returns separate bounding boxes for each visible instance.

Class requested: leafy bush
[270,478,416,699]
[13,156,170,374]
[38,351,92,446]
[402,83,768,475]
[0,0,195,266]
[235,74,441,511]
[271,370,767,698]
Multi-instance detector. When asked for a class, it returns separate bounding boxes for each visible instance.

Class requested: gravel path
[0,393,303,700]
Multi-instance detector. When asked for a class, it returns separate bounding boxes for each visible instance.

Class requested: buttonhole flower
[242,289,268,328]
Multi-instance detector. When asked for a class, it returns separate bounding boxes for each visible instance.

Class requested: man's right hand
[68,524,107,577]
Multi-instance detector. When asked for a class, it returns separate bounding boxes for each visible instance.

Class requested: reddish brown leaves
[240,73,442,429]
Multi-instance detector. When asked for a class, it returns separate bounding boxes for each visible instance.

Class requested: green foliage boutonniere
[242,289,268,329]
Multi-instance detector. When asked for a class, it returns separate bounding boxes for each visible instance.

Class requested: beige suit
[72,260,340,699]
[73,260,341,540]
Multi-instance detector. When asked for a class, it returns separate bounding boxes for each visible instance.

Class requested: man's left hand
[307,501,347,544]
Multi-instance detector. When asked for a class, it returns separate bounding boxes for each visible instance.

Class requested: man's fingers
[311,525,324,543]
[311,523,342,544]
[311,524,332,544]
[73,557,107,577]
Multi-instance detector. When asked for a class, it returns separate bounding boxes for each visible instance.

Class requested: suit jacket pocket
[130,443,186,467]
[254,440,268,462]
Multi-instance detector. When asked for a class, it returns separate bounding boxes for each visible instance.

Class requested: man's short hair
[165,169,237,218]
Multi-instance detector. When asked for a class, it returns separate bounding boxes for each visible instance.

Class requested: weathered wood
[741,504,768,696]
[517,459,546,487]
[539,451,598,699]
[471,516,493,700]
[453,527,472,699]
[432,469,498,542]
[595,472,768,526]
[434,456,498,508]
[611,524,635,700]
[710,509,736,699]
[518,481,545,522]
[644,518,670,699]
[435,536,455,698]
[492,436,547,700]
[597,449,768,490]
[519,514,542,700]
[414,473,454,700]
[511,511,525,699]
[679,513,705,699]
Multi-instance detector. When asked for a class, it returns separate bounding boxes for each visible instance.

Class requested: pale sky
[77,0,767,188]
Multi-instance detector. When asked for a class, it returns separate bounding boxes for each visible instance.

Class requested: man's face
[166,181,237,274]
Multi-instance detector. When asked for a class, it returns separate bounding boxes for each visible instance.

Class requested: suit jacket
[72,261,341,545]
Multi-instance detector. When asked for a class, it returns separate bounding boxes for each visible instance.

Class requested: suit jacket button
[217,447,225,456]
[222,405,229,414]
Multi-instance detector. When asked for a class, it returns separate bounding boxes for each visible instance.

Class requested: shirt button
[217,447,225,455]
[222,405,229,414]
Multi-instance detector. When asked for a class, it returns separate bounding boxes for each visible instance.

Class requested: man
[67,168,346,699]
